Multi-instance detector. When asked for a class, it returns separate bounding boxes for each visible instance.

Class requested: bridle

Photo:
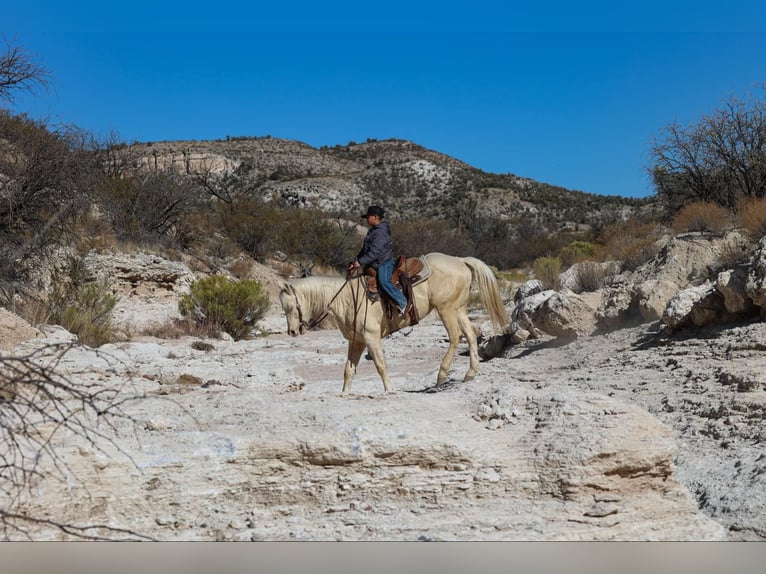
[285,275,356,332]
[288,285,311,332]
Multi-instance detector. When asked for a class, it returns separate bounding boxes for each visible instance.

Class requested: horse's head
[279,283,307,337]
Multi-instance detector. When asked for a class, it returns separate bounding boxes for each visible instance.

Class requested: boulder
[0,307,42,353]
[635,279,680,322]
[746,236,766,310]
[596,280,636,332]
[662,283,728,329]
[716,266,757,315]
[529,290,602,340]
[81,251,197,332]
[636,230,749,286]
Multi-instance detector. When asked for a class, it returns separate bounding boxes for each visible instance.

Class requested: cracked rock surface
[9,304,762,540]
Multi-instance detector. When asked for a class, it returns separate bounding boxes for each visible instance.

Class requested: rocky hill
[125,136,654,231]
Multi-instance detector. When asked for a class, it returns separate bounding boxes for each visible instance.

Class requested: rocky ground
[4,290,765,540]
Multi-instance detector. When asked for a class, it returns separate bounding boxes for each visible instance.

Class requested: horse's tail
[462,257,508,331]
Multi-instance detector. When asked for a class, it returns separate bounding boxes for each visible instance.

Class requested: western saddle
[362,255,425,325]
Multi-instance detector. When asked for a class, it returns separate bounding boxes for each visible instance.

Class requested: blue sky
[5,1,766,198]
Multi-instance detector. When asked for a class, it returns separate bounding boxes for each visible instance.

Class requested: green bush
[178,275,270,340]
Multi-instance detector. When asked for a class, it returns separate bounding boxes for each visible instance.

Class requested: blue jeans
[376,258,408,311]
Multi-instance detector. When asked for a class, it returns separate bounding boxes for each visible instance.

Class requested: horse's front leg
[365,336,396,393]
[342,340,366,393]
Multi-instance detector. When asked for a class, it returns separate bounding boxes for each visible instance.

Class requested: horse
[279,252,507,393]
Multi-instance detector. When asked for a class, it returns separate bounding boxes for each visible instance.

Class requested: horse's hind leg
[457,309,480,381]
[342,340,366,393]
[436,308,462,385]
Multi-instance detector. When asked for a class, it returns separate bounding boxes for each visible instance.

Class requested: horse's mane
[292,275,347,317]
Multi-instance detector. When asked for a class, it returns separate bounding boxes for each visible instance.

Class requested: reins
[292,274,358,331]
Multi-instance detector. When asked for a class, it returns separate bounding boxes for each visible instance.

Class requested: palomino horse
[279,252,507,393]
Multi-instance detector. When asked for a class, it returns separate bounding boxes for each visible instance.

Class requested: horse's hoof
[464,374,476,382]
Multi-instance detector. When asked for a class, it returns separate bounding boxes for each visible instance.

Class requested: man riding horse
[347,205,409,318]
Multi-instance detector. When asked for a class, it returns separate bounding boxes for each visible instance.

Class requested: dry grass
[598,219,664,271]
[737,197,766,243]
[573,261,615,293]
[227,257,255,279]
[671,201,732,234]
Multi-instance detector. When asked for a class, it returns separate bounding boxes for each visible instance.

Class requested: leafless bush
[0,111,95,281]
[393,219,476,258]
[94,172,205,246]
[0,343,150,540]
[221,197,358,271]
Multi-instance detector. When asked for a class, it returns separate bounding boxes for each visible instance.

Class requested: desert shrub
[219,196,281,260]
[737,197,766,242]
[532,256,561,290]
[278,209,359,270]
[712,240,753,275]
[573,261,614,293]
[227,257,255,279]
[54,283,118,346]
[671,201,732,234]
[393,219,476,258]
[178,275,270,340]
[0,111,95,281]
[597,219,663,271]
[510,232,577,269]
[95,172,205,245]
[220,198,357,271]
[37,257,118,347]
[559,240,598,267]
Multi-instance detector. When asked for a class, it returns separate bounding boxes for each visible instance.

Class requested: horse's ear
[278,282,294,295]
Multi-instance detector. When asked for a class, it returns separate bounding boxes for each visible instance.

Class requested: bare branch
[0,342,150,540]
[0,37,50,103]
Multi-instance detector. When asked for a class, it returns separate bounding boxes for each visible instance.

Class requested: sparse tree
[0,37,50,103]
[0,111,96,280]
[650,90,766,214]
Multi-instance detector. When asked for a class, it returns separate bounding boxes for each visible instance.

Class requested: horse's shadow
[405,378,463,394]
[509,337,572,358]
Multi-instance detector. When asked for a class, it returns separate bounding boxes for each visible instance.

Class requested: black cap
[361,205,385,219]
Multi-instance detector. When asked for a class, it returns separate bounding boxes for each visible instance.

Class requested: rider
[347,205,409,317]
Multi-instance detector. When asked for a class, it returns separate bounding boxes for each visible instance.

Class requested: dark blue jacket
[356,221,393,270]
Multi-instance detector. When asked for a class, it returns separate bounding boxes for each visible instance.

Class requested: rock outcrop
[506,230,765,341]
[8,321,724,541]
